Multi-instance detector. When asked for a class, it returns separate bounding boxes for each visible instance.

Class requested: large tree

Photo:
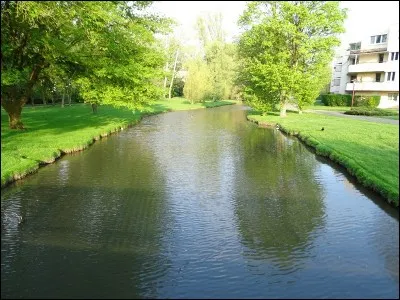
[238,1,346,116]
[1,1,171,128]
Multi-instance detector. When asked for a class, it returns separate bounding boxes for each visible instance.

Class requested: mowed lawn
[248,111,399,206]
[1,98,236,186]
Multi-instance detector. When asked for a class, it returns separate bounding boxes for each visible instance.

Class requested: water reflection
[1,134,171,298]
[233,127,325,272]
[1,105,398,299]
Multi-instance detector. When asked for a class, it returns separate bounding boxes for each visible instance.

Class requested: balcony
[345,81,398,92]
[348,62,388,73]
[350,45,387,55]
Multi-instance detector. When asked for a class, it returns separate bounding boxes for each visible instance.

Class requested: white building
[330,24,399,108]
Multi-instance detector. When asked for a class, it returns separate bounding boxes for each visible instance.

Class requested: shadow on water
[1,131,172,298]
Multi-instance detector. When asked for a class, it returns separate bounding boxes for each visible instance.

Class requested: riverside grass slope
[247,111,399,207]
[1,98,236,188]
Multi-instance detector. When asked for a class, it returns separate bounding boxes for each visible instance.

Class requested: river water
[1,105,398,298]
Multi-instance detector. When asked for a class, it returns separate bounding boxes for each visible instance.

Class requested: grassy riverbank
[1,98,236,187]
[247,111,399,207]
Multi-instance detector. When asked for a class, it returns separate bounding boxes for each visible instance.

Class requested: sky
[151,1,399,53]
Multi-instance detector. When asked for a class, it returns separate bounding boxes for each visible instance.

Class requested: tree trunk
[68,90,72,106]
[280,102,287,117]
[51,93,55,106]
[41,86,47,105]
[163,61,169,97]
[91,103,98,113]
[2,98,26,129]
[168,50,179,100]
[31,96,35,107]
[61,89,65,108]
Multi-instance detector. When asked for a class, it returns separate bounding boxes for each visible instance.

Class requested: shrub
[354,95,380,108]
[344,107,397,116]
[321,94,352,106]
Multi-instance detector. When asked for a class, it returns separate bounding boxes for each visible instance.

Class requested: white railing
[345,81,398,92]
[348,63,388,73]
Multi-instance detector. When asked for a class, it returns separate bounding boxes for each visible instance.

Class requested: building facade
[330,24,399,108]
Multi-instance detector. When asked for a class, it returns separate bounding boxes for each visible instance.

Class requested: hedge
[321,94,380,107]
[344,107,397,116]
[321,94,352,106]
[354,95,380,108]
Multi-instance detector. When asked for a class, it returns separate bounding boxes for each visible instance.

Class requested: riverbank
[1,98,236,188]
[247,111,399,207]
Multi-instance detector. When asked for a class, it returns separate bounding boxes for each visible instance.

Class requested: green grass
[1,98,236,187]
[304,105,352,112]
[380,115,400,120]
[247,110,399,206]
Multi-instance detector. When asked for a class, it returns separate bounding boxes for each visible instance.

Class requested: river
[1,105,398,298]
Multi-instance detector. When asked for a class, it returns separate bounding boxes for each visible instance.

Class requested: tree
[196,13,239,102]
[183,57,210,104]
[1,1,171,128]
[238,1,347,116]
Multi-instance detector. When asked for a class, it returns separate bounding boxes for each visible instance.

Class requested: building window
[387,72,396,81]
[335,63,342,72]
[388,93,398,101]
[391,52,399,60]
[349,42,361,50]
[350,75,357,82]
[376,73,381,82]
[371,34,388,44]
[334,78,340,86]
[378,54,384,63]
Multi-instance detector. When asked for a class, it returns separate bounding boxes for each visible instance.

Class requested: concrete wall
[387,25,399,53]
[356,72,376,82]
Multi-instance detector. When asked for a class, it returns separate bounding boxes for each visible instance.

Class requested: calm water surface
[1,105,399,298]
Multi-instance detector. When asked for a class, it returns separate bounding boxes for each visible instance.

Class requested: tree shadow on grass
[1,103,171,139]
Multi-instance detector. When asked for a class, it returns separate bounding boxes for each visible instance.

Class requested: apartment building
[330,24,399,108]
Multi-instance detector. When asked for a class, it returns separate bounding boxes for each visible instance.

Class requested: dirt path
[304,109,399,125]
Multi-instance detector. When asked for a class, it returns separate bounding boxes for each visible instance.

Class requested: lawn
[1,98,236,187]
[304,105,352,112]
[247,111,399,206]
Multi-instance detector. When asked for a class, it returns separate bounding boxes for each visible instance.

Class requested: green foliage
[354,95,380,108]
[247,111,399,206]
[183,13,239,103]
[321,94,352,106]
[171,77,185,97]
[238,1,347,115]
[183,58,211,103]
[1,1,172,128]
[344,107,397,116]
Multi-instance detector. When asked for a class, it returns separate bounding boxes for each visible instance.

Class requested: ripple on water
[1,105,399,299]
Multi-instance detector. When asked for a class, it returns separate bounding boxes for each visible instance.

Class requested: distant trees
[183,13,239,104]
[238,1,347,116]
[1,1,171,128]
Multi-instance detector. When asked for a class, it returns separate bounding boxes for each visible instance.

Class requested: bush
[321,94,352,106]
[354,95,380,108]
[344,107,397,116]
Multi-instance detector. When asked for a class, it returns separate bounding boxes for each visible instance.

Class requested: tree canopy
[1,1,172,128]
[238,1,347,116]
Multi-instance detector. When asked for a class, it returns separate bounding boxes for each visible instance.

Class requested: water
[1,105,398,298]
